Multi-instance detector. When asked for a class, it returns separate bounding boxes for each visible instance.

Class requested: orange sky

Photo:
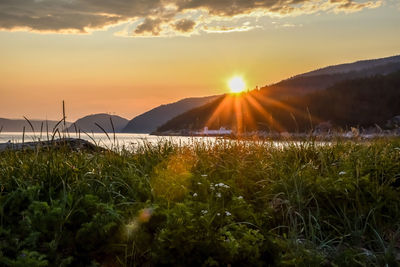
[0,0,399,121]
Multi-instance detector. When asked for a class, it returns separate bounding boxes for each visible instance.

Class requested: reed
[110,117,116,146]
[95,122,112,149]
[22,126,25,144]
[39,121,43,141]
[23,116,36,140]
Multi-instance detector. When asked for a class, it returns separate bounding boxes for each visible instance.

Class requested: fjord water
[0,132,218,149]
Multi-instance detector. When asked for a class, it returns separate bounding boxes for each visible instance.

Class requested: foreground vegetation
[1,138,400,266]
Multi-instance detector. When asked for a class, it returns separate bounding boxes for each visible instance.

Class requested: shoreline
[150,130,400,141]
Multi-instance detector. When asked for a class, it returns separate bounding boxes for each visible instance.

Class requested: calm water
[0,132,218,149]
[0,132,329,151]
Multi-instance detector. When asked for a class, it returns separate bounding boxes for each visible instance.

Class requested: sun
[228,76,246,93]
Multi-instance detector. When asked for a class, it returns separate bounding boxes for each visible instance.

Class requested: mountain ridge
[293,54,400,78]
[0,118,72,133]
[259,57,400,97]
[66,113,129,133]
[122,95,219,133]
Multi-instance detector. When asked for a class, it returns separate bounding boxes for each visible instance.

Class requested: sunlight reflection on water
[0,132,328,151]
[0,132,218,149]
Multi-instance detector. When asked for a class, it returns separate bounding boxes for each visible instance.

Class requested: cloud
[135,18,163,35]
[202,25,260,33]
[329,0,383,12]
[174,19,196,32]
[0,0,384,36]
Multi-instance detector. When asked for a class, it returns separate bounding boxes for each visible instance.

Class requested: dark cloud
[0,0,162,32]
[174,19,196,32]
[330,0,381,12]
[176,0,278,16]
[0,0,383,36]
[135,18,163,35]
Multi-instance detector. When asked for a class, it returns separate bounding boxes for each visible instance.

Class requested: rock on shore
[0,138,101,152]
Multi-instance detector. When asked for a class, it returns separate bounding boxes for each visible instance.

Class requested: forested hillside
[122,96,218,133]
[157,71,400,133]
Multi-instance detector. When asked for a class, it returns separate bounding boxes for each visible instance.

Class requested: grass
[1,138,400,266]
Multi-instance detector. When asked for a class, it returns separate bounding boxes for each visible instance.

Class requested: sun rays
[204,89,321,135]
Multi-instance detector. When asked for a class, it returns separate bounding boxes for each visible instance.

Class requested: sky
[0,0,400,121]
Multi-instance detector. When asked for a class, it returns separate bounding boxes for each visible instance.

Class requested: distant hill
[295,54,400,78]
[299,70,400,129]
[0,118,71,133]
[122,96,219,133]
[260,56,400,97]
[157,70,400,133]
[66,114,129,133]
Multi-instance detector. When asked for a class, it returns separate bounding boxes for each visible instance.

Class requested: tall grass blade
[40,121,43,141]
[23,116,36,140]
[46,120,49,142]
[95,122,111,143]
[290,113,299,133]
[51,128,60,142]
[62,100,66,139]
[81,129,97,146]
[306,106,313,132]
[110,117,116,145]
[52,118,63,135]
[22,126,25,145]
[95,123,111,149]
[74,123,78,138]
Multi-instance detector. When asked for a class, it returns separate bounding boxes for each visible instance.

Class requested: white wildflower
[238,196,243,200]
[214,182,230,188]
[216,192,222,198]
[339,171,347,175]
[225,211,231,216]
[197,182,202,185]
[361,248,374,257]
[193,193,198,197]
[201,174,208,177]
[201,210,208,215]
[218,183,226,188]
[217,213,220,216]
